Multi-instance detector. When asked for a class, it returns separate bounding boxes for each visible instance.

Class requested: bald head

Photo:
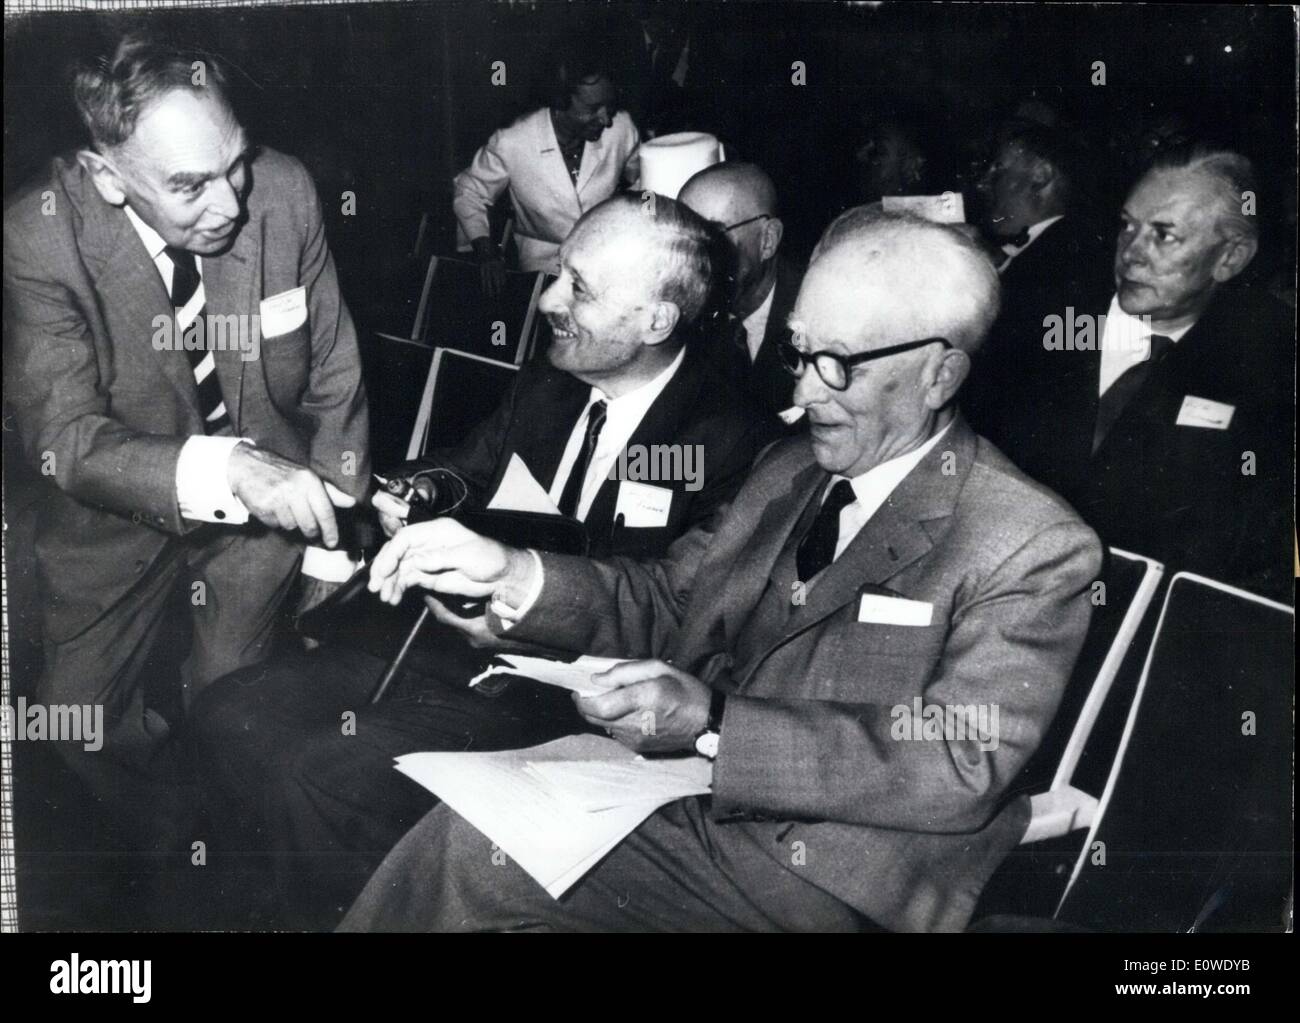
[808,207,1000,354]
[679,162,778,225]
[679,163,782,315]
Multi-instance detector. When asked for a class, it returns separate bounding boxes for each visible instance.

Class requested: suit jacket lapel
[711,453,825,650]
[575,128,605,196]
[750,418,976,672]
[508,369,591,494]
[201,215,260,430]
[80,196,197,409]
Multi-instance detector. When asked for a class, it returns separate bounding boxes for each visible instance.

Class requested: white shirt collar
[1098,293,1195,396]
[123,204,168,261]
[741,279,777,362]
[999,213,1065,265]
[831,419,954,520]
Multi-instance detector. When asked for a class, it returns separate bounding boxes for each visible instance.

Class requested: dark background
[5,1,1297,318]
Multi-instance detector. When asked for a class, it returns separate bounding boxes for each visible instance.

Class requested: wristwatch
[694,689,727,759]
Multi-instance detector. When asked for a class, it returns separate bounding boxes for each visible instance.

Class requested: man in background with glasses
[679,162,804,421]
[342,206,1102,932]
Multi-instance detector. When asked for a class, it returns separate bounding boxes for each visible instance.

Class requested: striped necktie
[165,245,230,434]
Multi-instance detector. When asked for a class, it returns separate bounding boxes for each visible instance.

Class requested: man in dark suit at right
[964,126,1112,446]
[678,162,804,422]
[995,144,1293,600]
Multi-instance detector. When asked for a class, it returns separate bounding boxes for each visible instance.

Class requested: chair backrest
[406,347,520,459]
[1013,548,1164,797]
[1055,572,1294,931]
[411,256,546,365]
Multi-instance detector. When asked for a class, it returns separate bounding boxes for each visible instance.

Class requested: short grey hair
[811,205,1001,353]
[1149,143,1260,244]
[73,34,231,151]
[585,192,719,327]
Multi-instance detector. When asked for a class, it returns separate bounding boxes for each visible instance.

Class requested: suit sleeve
[711,519,1102,833]
[292,160,370,502]
[452,129,512,245]
[2,223,191,534]
[495,520,717,659]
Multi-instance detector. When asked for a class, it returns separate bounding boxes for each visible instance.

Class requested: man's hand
[575,659,711,754]
[228,444,356,547]
[367,517,534,606]
[471,236,506,301]
[373,490,410,538]
[421,594,526,652]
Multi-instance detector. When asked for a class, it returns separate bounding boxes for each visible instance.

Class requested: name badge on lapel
[260,286,307,338]
[858,593,933,627]
[614,481,672,528]
[1176,395,1235,430]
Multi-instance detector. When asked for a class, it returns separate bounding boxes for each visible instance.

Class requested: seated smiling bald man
[341,207,1104,933]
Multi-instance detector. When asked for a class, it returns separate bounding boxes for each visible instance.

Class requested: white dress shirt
[547,345,687,521]
[998,213,1065,273]
[824,420,954,560]
[125,207,348,580]
[741,278,777,363]
[1097,293,1194,397]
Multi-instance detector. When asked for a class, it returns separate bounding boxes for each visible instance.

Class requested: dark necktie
[1092,334,1174,454]
[557,399,608,518]
[165,245,229,434]
[796,478,857,583]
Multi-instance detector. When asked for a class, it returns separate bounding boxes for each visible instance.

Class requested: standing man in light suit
[454,54,640,290]
[3,36,370,846]
[340,208,1102,933]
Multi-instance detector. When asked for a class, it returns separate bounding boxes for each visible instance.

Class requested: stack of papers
[394,733,712,897]
[468,653,631,697]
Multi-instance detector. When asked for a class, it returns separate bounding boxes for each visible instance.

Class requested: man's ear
[1212,231,1258,283]
[76,148,128,207]
[926,347,971,409]
[645,300,682,346]
[759,216,784,262]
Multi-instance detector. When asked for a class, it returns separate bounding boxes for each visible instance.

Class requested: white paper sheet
[393,733,713,898]
[467,653,632,697]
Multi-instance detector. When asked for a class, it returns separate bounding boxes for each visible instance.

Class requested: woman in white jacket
[453,60,641,289]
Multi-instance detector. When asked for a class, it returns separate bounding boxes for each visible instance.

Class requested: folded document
[468,653,632,697]
[394,733,712,898]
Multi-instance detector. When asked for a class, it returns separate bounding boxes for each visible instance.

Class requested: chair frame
[1050,571,1293,918]
[1019,548,1164,844]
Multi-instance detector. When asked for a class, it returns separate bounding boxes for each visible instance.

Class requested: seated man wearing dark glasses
[340,206,1102,933]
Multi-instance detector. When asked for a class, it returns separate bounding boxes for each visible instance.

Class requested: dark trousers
[188,641,585,929]
[39,528,300,852]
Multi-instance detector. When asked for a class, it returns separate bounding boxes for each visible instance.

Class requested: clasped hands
[366,516,712,753]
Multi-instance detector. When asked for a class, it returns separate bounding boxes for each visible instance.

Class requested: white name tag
[614,480,672,528]
[858,593,934,627]
[1176,395,1235,430]
[260,286,308,337]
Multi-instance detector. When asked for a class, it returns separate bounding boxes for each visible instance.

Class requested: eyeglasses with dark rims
[776,336,952,391]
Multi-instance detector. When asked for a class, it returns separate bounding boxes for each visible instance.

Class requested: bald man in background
[679,162,804,419]
[341,208,1101,932]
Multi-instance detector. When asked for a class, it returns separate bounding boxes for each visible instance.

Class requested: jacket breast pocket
[259,319,311,411]
[815,621,950,703]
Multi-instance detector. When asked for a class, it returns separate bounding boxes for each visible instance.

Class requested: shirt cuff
[490,549,544,629]
[302,546,360,582]
[176,436,252,524]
